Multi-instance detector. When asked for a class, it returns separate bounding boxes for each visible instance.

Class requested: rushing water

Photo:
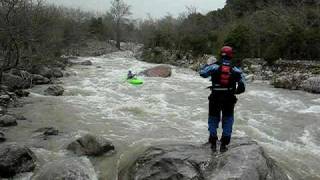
[5,51,320,180]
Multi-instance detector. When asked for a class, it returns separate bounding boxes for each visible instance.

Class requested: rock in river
[0,143,36,178]
[302,76,320,94]
[0,115,18,127]
[80,60,93,66]
[67,134,115,156]
[141,65,172,78]
[120,137,289,180]
[35,127,59,136]
[33,158,98,180]
[44,85,64,96]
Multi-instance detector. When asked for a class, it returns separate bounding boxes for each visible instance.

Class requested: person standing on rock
[200,46,246,152]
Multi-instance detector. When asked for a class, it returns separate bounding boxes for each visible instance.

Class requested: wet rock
[80,60,93,66]
[44,85,64,96]
[2,73,31,90]
[0,143,36,178]
[9,68,32,78]
[31,74,50,85]
[13,114,27,121]
[35,127,59,136]
[0,131,5,142]
[302,76,320,94]
[52,68,64,78]
[272,73,308,90]
[122,137,289,180]
[0,115,18,127]
[15,89,30,97]
[67,134,115,156]
[33,158,98,180]
[30,65,53,78]
[141,65,172,78]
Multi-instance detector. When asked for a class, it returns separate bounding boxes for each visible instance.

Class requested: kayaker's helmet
[221,46,233,59]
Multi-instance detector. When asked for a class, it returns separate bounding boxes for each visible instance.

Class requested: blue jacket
[199,59,246,94]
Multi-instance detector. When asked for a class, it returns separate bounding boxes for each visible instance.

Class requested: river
[6,51,320,180]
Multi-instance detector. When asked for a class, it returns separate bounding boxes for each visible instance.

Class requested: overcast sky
[45,0,226,19]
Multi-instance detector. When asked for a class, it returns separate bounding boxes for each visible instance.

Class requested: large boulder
[51,67,64,78]
[9,68,32,79]
[272,73,308,90]
[31,74,50,85]
[141,65,172,78]
[14,89,30,97]
[34,158,98,180]
[0,115,18,127]
[67,134,115,156]
[44,85,64,96]
[301,76,320,93]
[121,137,289,180]
[0,143,36,178]
[2,73,31,90]
[30,65,53,78]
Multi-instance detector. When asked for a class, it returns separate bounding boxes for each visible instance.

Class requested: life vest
[220,64,232,87]
[209,62,235,92]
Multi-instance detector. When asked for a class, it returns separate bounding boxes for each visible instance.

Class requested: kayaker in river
[127,70,136,79]
[199,46,246,152]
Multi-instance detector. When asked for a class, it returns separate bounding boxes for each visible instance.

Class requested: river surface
[5,51,320,180]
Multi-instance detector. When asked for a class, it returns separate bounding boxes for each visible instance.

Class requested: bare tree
[109,0,131,49]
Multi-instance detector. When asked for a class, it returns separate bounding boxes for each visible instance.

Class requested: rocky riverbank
[139,47,320,94]
[243,59,320,93]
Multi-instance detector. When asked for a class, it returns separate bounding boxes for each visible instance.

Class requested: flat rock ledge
[120,137,289,180]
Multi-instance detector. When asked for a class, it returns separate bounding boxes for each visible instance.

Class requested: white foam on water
[299,129,320,154]
[247,90,307,112]
[312,98,320,103]
[298,105,320,114]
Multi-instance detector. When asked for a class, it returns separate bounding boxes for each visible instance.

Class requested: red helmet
[221,46,233,58]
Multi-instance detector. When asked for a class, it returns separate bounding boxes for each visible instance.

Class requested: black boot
[220,144,228,153]
[208,135,218,151]
[220,136,231,153]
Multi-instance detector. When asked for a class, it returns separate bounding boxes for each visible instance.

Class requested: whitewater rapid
[7,51,320,179]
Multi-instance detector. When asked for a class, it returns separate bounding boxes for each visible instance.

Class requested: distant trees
[0,0,125,82]
[109,0,131,49]
[137,0,320,62]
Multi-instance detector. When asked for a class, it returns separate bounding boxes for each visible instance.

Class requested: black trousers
[208,92,237,145]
